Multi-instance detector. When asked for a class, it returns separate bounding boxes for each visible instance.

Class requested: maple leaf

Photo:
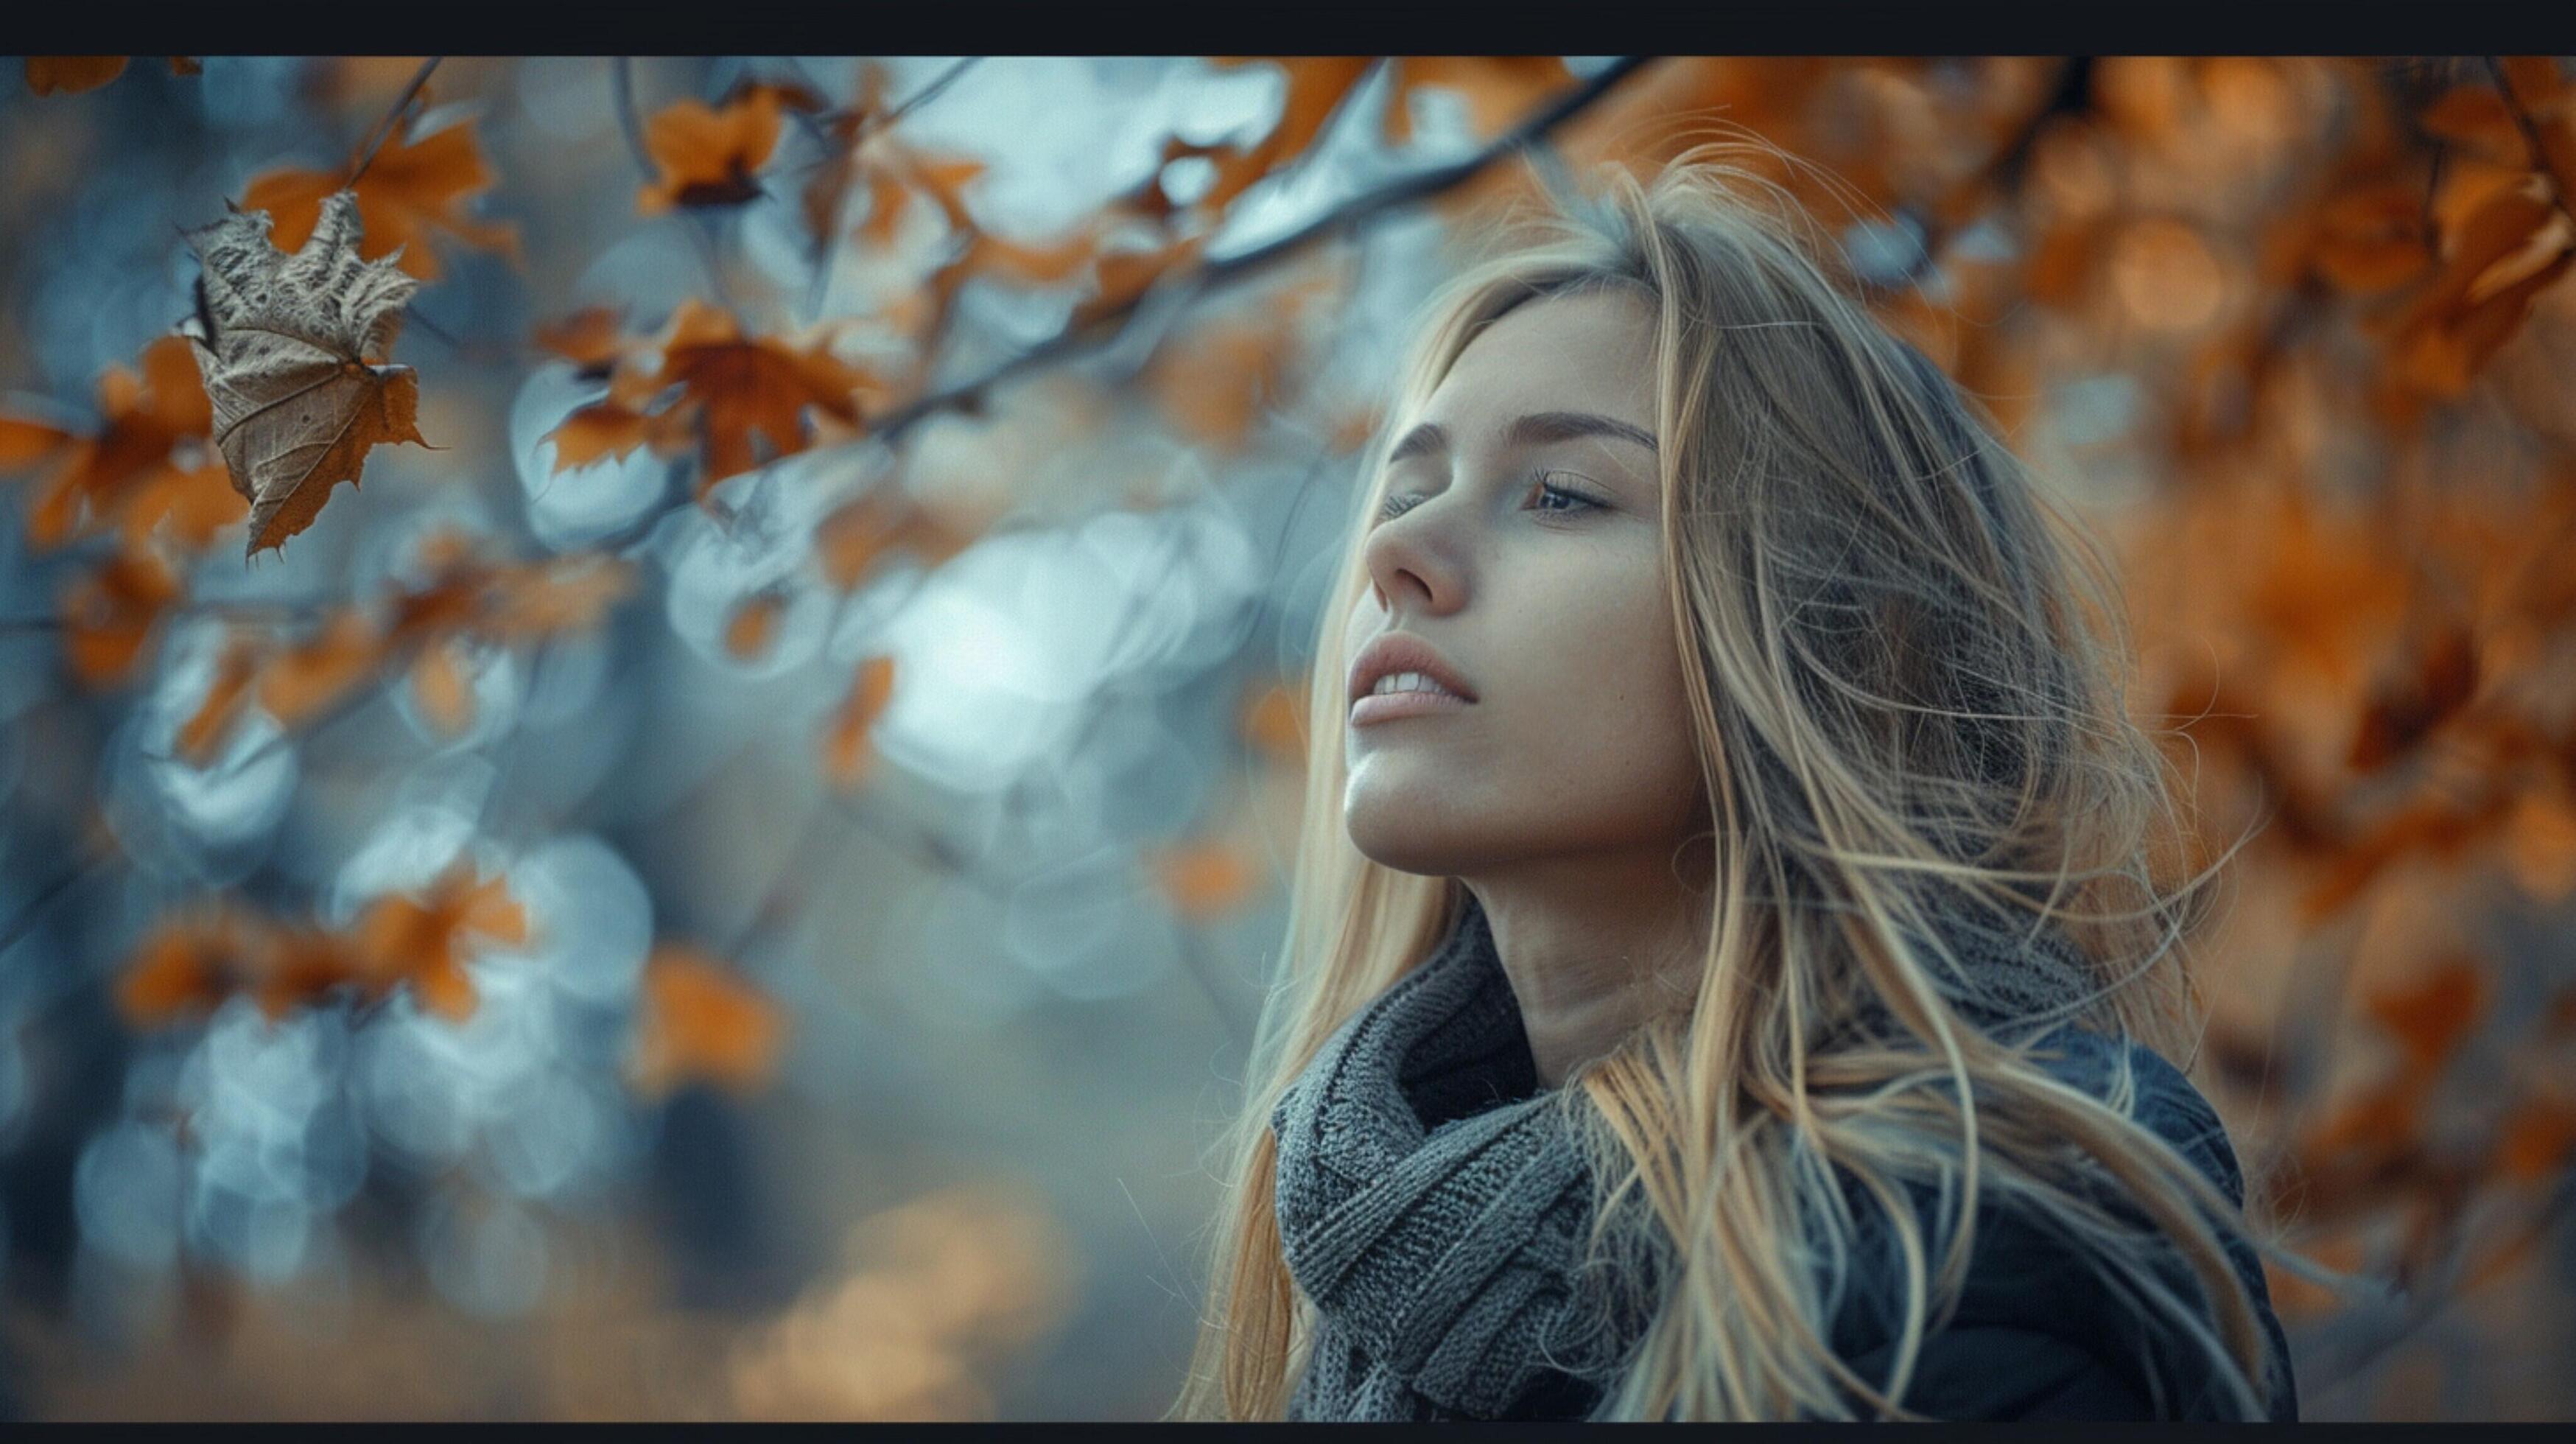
[813,488,970,592]
[255,609,384,727]
[117,909,262,1026]
[724,592,785,660]
[531,305,627,379]
[2349,623,2482,771]
[177,629,261,765]
[240,111,517,283]
[60,544,181,687]
[0,334,236,553]
[352,863,530,1022]
[546,300,880,493]
[628,944,785,1098]
[181,190,432,558]
[2365,955,2490,1078]
[2378,173,2576,399]
[24,57,128,96]
[638,80,823,214]
[410,637,477,737]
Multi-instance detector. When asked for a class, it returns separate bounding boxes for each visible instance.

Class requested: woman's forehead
[1418,291,1657,435]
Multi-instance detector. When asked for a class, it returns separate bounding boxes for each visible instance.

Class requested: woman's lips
[1349,690,1475,726]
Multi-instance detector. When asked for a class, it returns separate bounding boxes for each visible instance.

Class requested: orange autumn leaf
[546,399,663,473]
[25,57,128,96]
[2381,173,2576,396]
[119,459,248,553]
[822,653,897,791]
[1240,679,1307,766]
[2306,181,2435,295]
[724,592,785,660]
[1070,233,1211,329]
[60,546,182,687]
[2348,623,2481,771]
[531,305,627,378]
[353,864,530,1023]
[240,111,517,282]
[814,490,969,592]
[547,301,878,491]
[2365,955,2489,1077]
[253,927,365,1022]
[1145,318,1296,451]
[177,631,259,766]
[637,80,820,214]
[1,334,214,550]
[410,638,476,737]
[2502,793,2576,901]
[2421,83,2527,162]
[1154,838,1261,921]
[256,610,385,727]
[2493,1096,2576,1182]
[629,944,785,1098]
[2305,1074,2421,1161]
[796,60,893,249]
[116,911,256,1026]
[0,415,71,468]
[2493,57,2576,211]
[477,554,636,639]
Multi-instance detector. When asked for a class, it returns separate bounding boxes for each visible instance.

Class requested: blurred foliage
[1,52,2573,1420]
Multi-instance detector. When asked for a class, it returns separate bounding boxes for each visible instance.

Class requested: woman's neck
[1460,846,1711,1087]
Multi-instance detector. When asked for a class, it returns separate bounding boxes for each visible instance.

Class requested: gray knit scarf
[1268,889,2101,1422]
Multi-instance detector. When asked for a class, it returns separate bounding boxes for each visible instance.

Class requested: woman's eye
[1531,472,1607,514]
[1375,473,1607,524]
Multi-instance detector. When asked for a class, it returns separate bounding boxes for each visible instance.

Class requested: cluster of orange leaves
[540,298,891,494]
[116,870,786,1101]
[584,57,1594,494]
[239,100,518,283]
[629,944,787,1099]
[0,335,243,683]
[119,863,529,1026]
[176,529,635,763]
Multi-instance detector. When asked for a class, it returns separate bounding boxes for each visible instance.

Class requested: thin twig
[0,854,111,964]
[571,57,1655,566]
[868,55,1654,445]
[345,56,443,189]
[612,56,735,309]
[799,57,986,326]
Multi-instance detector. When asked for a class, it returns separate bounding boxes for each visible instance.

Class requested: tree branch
[867,55,1655,446]
[345,55,443,189]
[613,56,735,309]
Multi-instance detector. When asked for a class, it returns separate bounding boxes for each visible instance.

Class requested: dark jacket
[1498,1025,2300,1422]
[1816,1023,2300,1421]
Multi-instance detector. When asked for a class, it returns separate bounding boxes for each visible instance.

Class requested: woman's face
[1340,287,1706,878]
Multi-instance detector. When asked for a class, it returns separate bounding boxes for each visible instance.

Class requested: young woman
[1171,144,2302,1422]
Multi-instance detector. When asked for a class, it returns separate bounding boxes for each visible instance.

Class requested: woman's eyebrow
[1387,411,1660,465]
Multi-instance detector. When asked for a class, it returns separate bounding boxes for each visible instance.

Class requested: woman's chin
[1343,806,1474,877]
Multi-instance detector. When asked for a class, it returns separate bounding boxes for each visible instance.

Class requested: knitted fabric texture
[1268,889,2110,1423]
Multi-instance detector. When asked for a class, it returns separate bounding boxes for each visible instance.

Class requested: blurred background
[0,53,2572,1420]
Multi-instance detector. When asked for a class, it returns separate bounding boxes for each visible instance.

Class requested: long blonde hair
[1172,140,2287,1421]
